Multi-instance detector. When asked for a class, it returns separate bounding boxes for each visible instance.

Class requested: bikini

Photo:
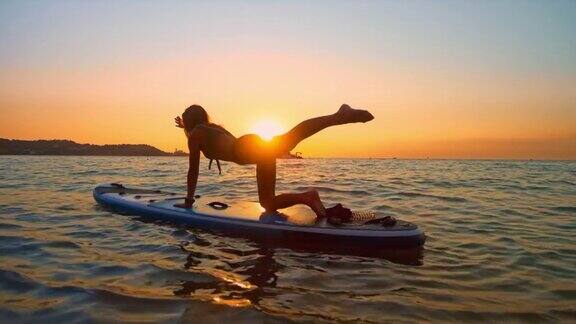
[208,158,222,175]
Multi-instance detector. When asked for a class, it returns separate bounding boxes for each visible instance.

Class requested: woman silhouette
[174,104,374,218]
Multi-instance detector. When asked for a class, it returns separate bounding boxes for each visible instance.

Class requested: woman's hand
[174,197,194,209]
[175,116,184,128]
[174,202,190,209]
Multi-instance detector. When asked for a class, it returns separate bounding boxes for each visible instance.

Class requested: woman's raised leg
[273,104,374,154]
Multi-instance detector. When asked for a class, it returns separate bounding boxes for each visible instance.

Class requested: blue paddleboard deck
[93,183,426,247]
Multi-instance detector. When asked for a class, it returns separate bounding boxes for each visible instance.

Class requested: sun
[250,119,285,141]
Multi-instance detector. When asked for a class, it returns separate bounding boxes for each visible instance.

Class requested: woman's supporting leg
[257,158,326,217]
[274,104,374,153]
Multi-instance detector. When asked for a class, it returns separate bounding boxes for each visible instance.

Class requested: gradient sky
[1,0,575,159]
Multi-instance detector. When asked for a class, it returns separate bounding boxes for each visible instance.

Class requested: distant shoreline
[0,138,187,157]
[0,154,187,157]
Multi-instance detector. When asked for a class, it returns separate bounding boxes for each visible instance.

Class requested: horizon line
[1,137,574,161]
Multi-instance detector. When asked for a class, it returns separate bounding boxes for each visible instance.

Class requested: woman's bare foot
[336,104,374,124]
[304,189,326,218]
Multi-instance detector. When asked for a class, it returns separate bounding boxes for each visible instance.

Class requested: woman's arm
[185,138,200,203]
[175,129,202,208]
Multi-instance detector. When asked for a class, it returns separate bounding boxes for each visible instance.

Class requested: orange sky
[1,1,575,159]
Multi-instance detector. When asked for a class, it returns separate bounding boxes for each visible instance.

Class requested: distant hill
[0,138,187,156]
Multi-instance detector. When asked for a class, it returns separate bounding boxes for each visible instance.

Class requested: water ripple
[0,156,575,322]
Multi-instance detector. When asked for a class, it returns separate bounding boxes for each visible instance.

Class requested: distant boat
[280,151,303,159]
[172,149,188,156]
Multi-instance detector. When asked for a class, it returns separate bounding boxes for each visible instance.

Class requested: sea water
[0,156,574,322]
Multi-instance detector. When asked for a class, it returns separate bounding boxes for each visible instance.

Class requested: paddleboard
[93,183,425,247]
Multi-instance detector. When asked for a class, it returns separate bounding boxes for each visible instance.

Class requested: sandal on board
[364,215,397,227]
[326,203,352,226]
